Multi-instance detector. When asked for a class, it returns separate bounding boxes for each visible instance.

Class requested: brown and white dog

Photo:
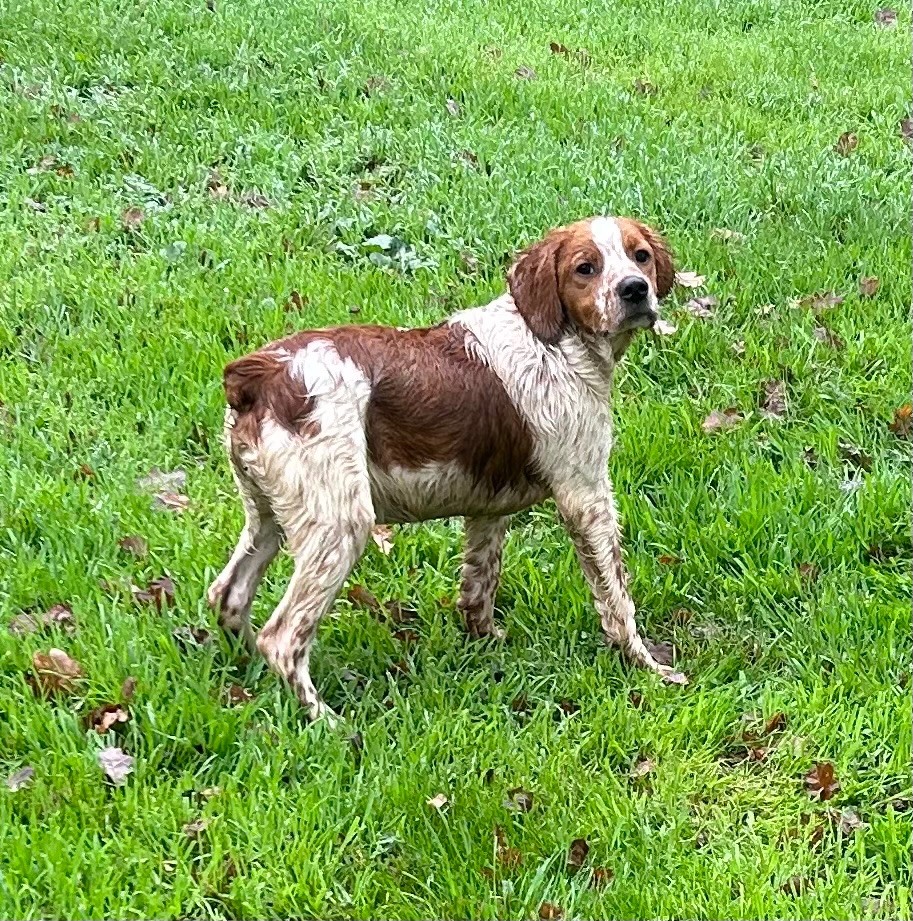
[207,215,687,720]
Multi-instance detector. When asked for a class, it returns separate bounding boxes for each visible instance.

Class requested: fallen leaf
[121,676,137,700]
[172,626,211,650]
[813,326,844,349]
[805,761,840,801]
[826,807,866,834]
[701,407,743,433]
[206,169,229,199]
[504,786,534,812]
[86,703,130,734]
[31,648,84,694]
[800,291,844,311]
[98,746,135,786]
[153,491,190,512]
[427,792,449,810]
[799,563,819,583]
[731,340,746,356]
[118,535,148,557]
[539,903,563,920]
[634,78,657,95]
[9,603,74,636]
[392,627,419,645]
[760,379,787,420]
[511,693,531,716]
[590,867,615,888]
[557,698,580,717]
[385,600,418,624]
[657,554,680,565]
[645,640,675,666]
[874,7,897,26]
[652,318,677,335]
[121,207,145,230]
[628,690,645,709]
[25,198,48,212]
[239,190,270,209]
[457,149,479,168]
[371,524,394,555]
[803,446,819,467]
[683,296,717,317]
[6,767,35,791]
[287,290,307,311]
[834,132,858,156]
[445,98,461,117]
[567,837,590,871]
[132,576,175,610]
[711,227,746,243]
[901,118,913,144]
[515,65,537,80]
[631,757,656,779]
[346,584,381,611]
[137,467,187,491]
[362,75,390,95]
[459,250,479,273]
[226,683,253,705]
[858,275,880,298]
[182,818,209,839]
[675,271,705,288]
[889,404,912,438]
[549,41,569,54]
[781,876,814,896]
[838,441,872,472]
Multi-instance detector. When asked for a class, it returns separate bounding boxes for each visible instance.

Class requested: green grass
[1,0,911,917]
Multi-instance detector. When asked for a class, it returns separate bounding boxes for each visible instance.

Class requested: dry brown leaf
[515,65,537,80]
[590,866,615,888]
[701,407,743,433]
[153,491,189,512]
[32,648,84,694]
[760,380,787,420]
[385,600,418,624]
[675,270,705,288]
[764,712,787,735]
[427,792,449,810]
[98,746,135,786]
[239,190,270,209]
[132,576,175,610]
[25,198,48,212]
[549,41,569,54]
[834,132,858,156]
[206,169,229,199]
[838,441,872,471]
[874,7,897,26]
[6,766,35,791]
[287,290,307,311]
[799,563,820,584]
[121,207,145,230]
[459,250,479,273]
[813,326,844,349]
[652,318,677,336]
[782,876,814,896]
[731,340,746,356]
[557,698,580,717]
[567,837,590,871]
[86,703,130,734]
[901,118,913,144]
[9,603,74,636]
[118,535,148,557]
[121,676,137,701]
[539,903,563,920]
[183,818,209,839]
[172,626,211,650]
[711,227,746,243]
[634,78,657,96]
[800,291,844,311]
[631,757,656,779]
[445,98,461,117]
[858,275,880,298]
[226,683,253,705]
[346,585,381,612]
[805,761,840,801]
[371,524,394,555]
[504,786,534,812]
[683,296,717,318]
[888,404,912,438]
[826,807,866,834]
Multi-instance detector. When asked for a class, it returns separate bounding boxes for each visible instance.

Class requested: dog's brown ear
[508,233,565,344]
[639,223,675,300]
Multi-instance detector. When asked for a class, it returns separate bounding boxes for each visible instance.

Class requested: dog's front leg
[555,479,688,685]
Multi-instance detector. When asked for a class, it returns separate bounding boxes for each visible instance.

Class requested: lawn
[1,0,911,918]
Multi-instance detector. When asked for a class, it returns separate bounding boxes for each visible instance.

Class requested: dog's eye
[634,249,651,264]
[576,262,596,276]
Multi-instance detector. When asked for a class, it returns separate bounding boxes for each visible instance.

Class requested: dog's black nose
[618,276,650,304]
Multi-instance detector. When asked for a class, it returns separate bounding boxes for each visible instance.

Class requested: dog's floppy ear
[638,223,675,300]
[508,232,566,344]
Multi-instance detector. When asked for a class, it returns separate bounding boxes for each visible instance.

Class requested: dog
[207,215,687,720]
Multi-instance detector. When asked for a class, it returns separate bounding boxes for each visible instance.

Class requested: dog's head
[508,216,674,344]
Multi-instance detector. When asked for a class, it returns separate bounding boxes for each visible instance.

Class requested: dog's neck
[561,330,628,403]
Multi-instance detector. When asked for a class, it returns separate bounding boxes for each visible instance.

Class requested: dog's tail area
[222,351,315,448]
